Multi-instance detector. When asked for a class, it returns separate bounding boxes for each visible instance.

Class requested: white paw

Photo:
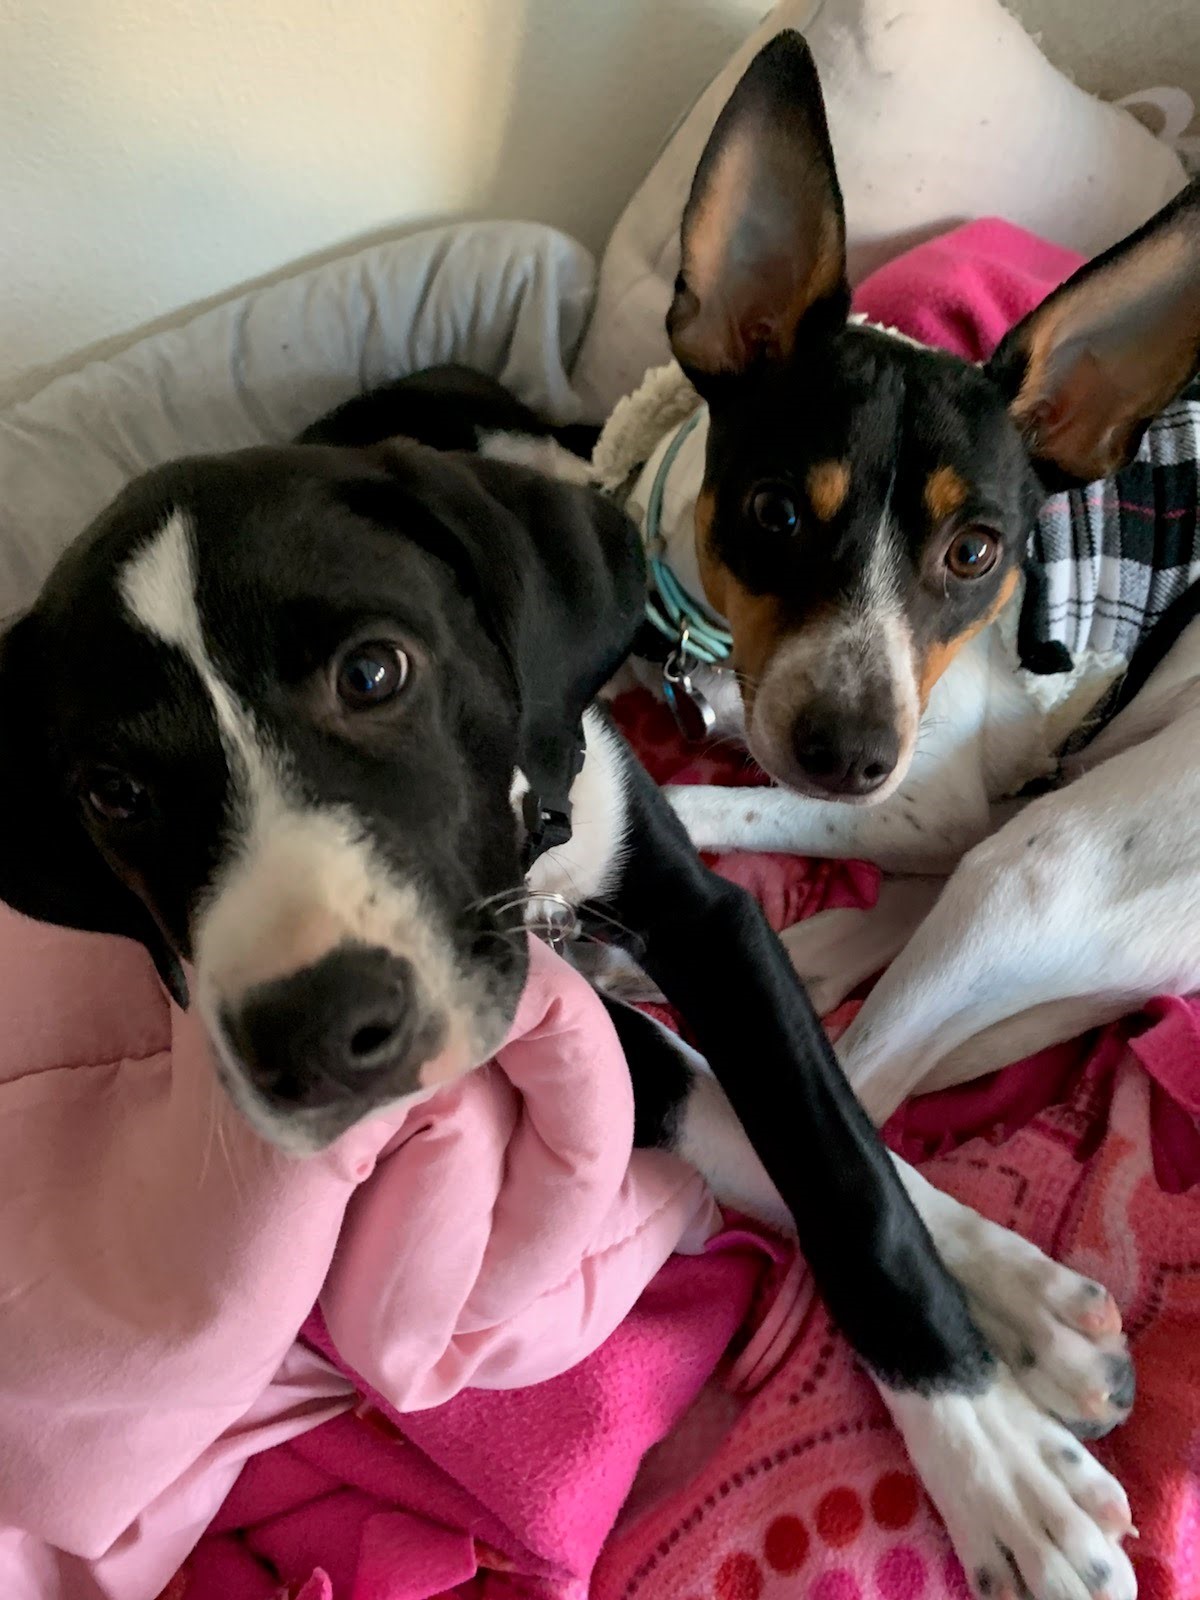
[901,1167,1135,1438]
[970,1265,1133,1440]
[887,1373,1136,1600]
[937,1202,1134,1437]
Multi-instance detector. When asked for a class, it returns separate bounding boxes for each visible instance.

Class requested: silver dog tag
[663,646,717,742]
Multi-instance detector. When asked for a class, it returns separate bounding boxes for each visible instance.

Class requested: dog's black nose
[223,944,428,1109]
[791,720,899,797]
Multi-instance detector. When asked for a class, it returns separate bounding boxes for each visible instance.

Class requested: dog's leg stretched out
[533,709,1136,1600]
[307,355,1143,1597]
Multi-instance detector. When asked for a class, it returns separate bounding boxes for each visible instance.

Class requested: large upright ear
[0,614,188,1004]
[667,29,849,385]
[988,178,1200,487]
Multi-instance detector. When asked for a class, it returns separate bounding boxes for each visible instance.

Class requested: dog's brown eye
[82,768,146,824]
[750,486,799,534]
[945,529,999,580]
[336,642,409,709]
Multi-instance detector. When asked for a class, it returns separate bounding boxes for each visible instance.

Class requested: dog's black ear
[465,461,646,731]
[988,178,1200,487]
[667,29,849,387]
[350,442,645,754]
[0,614,189,1005]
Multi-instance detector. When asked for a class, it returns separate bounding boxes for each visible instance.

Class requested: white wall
[0,0,767,404]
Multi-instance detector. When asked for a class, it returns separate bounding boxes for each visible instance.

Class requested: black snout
[222,943,441,1110]
[791,717,899,798]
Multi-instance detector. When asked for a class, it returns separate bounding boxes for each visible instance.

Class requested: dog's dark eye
[945,529,1000,580]
[81,768,146,824]
[336,642,410,710]
[750,485,799,534]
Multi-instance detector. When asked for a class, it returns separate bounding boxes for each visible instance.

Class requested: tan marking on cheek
[924,466,970,524]
[918,568,1020,704]
[807,460,850,522]
[720,584,791,719]
[691,485,809,716]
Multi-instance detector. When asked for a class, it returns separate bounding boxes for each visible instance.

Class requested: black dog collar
[519,724,587,871]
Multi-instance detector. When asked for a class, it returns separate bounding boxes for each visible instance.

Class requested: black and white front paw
[927,1187,1134,1438]
[899,1165,1135,1440]
[886,1372,1136,1600]
[969,1258,1134,1441]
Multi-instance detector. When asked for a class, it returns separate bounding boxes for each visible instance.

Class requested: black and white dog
[0,416,1139,1600]
[0,391,1134,1596]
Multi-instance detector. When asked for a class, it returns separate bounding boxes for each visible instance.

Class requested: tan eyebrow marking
[807,459,851,522]
[924,465,970,523]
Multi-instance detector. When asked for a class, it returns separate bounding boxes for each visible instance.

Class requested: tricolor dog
[0,43,1160,1598]
[602,32,1200,1146]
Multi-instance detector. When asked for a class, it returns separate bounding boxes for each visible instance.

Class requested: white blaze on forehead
[118,511,276,814]
[855,512,921,746]
[745,504,921,801]
[118,510,199,646]
[857,508,902,618]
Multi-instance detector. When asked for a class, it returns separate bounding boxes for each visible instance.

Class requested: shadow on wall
[481,0,767,255]
[0,0,766,406]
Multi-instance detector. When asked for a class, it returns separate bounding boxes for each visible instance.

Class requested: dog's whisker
[215,1112,244,1208]
[464,884,533,916]
[576,903,645,954]
[471,927,535,958]
[197,1070,219,1192]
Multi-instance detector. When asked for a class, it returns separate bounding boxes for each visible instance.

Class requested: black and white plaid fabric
[1019,377,1200,682]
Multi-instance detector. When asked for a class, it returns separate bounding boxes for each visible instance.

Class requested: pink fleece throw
[0,921,762,1598]
[1,220,1198,1600]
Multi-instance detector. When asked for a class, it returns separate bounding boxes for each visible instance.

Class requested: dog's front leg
[664,751,991,873]
[666,747,985,1017]
[594,735,1135,1600]
[837,703,1200,1125]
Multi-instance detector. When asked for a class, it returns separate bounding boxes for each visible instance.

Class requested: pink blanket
[0,922,760,1599]
[1,219,1198,1600]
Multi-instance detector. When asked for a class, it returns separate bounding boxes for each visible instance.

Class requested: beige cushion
[0,221,594,620]
[1005,0,1200,154]
[572,0,1189,418]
